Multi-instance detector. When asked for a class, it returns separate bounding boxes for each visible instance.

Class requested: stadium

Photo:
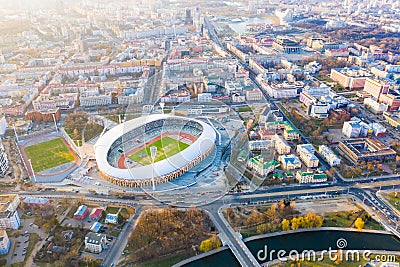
[94,114,217,187]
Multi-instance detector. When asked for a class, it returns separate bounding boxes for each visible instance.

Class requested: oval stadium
[94,114,216,187]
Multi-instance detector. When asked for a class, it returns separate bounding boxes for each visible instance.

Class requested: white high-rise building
[0,142,8,175]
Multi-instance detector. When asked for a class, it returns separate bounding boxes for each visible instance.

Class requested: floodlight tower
[52,113,58,132]
[150,146,157,191]
[159,102,165,114]
[28,159,36,182]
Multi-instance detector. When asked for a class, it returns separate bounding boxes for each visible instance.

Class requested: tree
[354,218,364,231]
[281,219,290,231]
[291,217,301,230]
[199,239,213,252]
[257,223,268,234]
[210,235,221,250]
[72,128,80,140]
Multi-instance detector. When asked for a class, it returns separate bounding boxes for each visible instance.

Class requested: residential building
[337,138,396,164]
[379,92,400,111]
[383,111,400,130]
[90,222,102,233]
[197,93,212,103]
[278,154,302,170]
[80,92,112,107]
[283,123,300,141]
[318,145,341,167]
[246,89,263,101]
[74,205,88,221]
[89,208,103,221]
[297,144,319,168]
[247,155,280,176]
[248,140,273,151]
[364,98,388,114]
[309,103,329,119]
[85,232,106,253]
[363,78,390,99]
[0,194,20,230]
[259,103,283,124]
[0,230,10,254]
[0,142,8,175]
[342,120,362,138]
[296,171,327,184]
[330,67,372,89]
[22,197,50,208]
[25,108,61,122]
[105,213,119,224]
[325,48,349,57]
[0,117,6,136]
[370,123,386,136]
[273,134,291,155]
[260,80,299,99]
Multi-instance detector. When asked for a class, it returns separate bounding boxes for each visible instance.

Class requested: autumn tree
[281,219,290,231]
[355,218,365,231]
[199,239,213,252]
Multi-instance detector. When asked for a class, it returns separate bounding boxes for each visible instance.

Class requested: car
[14,253,17,256]
[29,223,33,226]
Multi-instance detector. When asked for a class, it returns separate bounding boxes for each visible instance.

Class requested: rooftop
[0,194,18,213]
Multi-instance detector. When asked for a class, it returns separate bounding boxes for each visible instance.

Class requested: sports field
[128,136,189,165]
[24,138,76,172]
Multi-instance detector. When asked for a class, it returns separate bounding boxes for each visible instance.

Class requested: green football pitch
[24,138,76,173]
[128,136,190,165]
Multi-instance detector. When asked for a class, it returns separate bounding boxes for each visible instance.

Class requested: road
[205,208,259,267]
[142,67,163,105]
[102,207,141,266]
[11,178,400,266]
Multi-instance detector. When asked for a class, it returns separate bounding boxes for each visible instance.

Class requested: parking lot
[4,234,30,265]
[62,218,95,229]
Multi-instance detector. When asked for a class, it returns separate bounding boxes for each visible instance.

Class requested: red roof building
[89,208,103,221]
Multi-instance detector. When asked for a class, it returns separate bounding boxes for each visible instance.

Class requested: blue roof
[106,214,118,219]
[23,197,49,204]
[74,205,87,217]
[90,222,102,232]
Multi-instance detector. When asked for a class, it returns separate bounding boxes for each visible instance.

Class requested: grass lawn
[24,138,75,172]
[83,122,104,142]
[128,136,189,165]
[26,233,40,261]
[322,211,383,230]
[322,211,359,228]
[238,106,252,112]
[383,192,400,212]
[106,206,120,214]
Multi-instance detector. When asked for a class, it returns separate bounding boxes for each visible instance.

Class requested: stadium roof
[94,114,216,181]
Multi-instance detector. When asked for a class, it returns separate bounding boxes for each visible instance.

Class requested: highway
[142,67,163,105]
